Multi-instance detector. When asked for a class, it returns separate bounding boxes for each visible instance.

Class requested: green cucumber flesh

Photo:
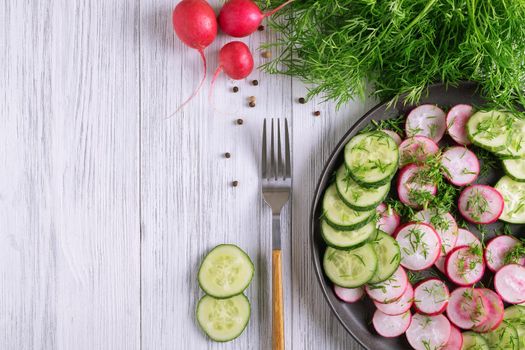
[323,244,378,288]
[321,220,376,249]
[322,184,376,230]
[485,321,519,350]
[503,159,525,181]
[335,165,390,211]
[368,231,401,284]
[196,294,250,342]
[461,331,489,350]
[495,176,525,224]
[504,305,525,322]
[467,110,513,152]
[198,244,254,298]
[344,131,399,188]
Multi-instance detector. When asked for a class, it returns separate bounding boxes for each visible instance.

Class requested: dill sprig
[261,0,525,112]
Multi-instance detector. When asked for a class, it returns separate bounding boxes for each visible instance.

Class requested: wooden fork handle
[272,249,284,350]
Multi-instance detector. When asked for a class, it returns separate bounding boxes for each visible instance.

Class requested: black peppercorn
[313,110,321,116]
[298,97,306,104]
[249,102,256,108]
[224,152,231,158]
[257,25,264,31]
[237,118,244,125]
[252,80,259,86]
[232,180,239,187]
[232,86,239,93]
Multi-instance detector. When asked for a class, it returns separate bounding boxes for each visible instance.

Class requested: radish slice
[333,285,364,303]
[413,278,449,315]
[447,104,473,146]
[395,223,441,271]
[494,264,525,304]
[441,147,480,186]
[445,245,485,286]
[399,136,439,166]
[446,287,489,329]
[414,209,458,256]
[374,283,414,316]
[458,185,504,224]
[397,164,438,209]
[406,104,447,143]
[365,266,408,303]
[484,235,524,272]
[372,310,412,338]
[406,313,451,350]
[376,203,400,235]
[456,228,481,247]
[435,255,447,273]
[442,325,463,350]
[381,129,402,145]
[472,289,504,333]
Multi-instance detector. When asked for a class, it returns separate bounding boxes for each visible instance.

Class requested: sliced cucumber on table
[323,244,378,288]
[344,131,399,188]
[495,176,525,224]
[322,184,376,230]
[321,220,376,249]
[368,230,400,284]
[467,110,513,152]
[196,294,251,342]
[504,305,525,349]
[461,331,489,350]
[496,118,525,159]
[335,165,390,211]
[484,321,519,350]
[198,244,254,298]
[503,158,525,182]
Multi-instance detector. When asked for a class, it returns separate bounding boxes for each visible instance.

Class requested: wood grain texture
[0,0,140,349]
[272,249,284,350]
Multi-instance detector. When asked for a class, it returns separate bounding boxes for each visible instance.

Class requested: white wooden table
[0,1,375,348]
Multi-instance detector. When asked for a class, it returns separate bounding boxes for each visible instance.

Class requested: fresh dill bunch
[261,0,525,112]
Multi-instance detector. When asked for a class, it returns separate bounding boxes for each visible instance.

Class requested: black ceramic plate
[310,82,523,349]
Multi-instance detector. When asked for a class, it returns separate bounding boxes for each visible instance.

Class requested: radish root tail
[208,66,223,103]
[264,0,293,18]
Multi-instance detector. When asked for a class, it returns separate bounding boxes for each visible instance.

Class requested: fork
[261,118,291,350]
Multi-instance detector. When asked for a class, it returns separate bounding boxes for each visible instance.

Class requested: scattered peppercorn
[232,180,239,187]
[257,25,264,31]
[233,86,239,93]
[237,118,244,125]
[249,101,256,108]
[252,80,259,86]
[298,97,306,104]
[262,51,272,59]
[313,110,321,116]
[224,152,231,158]
[248,96,256,103]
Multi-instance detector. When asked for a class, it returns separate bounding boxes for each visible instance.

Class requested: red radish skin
[376,203,400,235]
[414,209,458,256]
[442,325,463,350]
[172,0,217,113]
[399,136,439,166]
[373,283,414,316]
[413,278,449,315]
[435,255,447,273]
[484,235,524,272]
[447,104,473,146]
[441,146,480,186]
[395,223,441,271]
[372,310,412,338]
[405,104,447,143]
[445,245,485,286]
[406,313,451,350]
[458,185,504,224]
[381,129,402,146]
[472,289,504,333]
[446,287,489,329]
[218,0,293,38]
[210,41,254,98]
[397,164,438,209]
[494,264,525,304]
[333,285,364,303]
[365,266,408,303]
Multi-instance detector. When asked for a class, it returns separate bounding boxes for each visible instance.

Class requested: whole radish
[218,0,293,38]
[171,0,217,114]
[210,41,254,98]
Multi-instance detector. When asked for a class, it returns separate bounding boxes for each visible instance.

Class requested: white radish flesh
[445,245,485,286]
[414,209,458,256]
[406,104,447,143]
[446,287,488,329]
[484,235,524,272]
[395,223,441,271]
[456,228,480,247]
[381,129,402,146]
[494,264,525,304]
[397,164,437,209]
[365,266,408,303]
[333,285,364,303]
[458,185,504,224]
[373,283,414,316]
[406,313,451,350]
[447,104,473,146]
[372,310,412,338]
[441,147,480,186]
[399,136,439,166]
[376,203,400,235]
[413,278,449,315]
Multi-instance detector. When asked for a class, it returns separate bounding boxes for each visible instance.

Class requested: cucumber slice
[503,159,525,182]
[321,220,376,249]
[323,244,378,288]
[462,331,489,350]
[498,118,525,159]
[505,305,525,322]
[495,176,525,224]
[335,165,390,211]
[196,294,250,342]
[322,184,376,230]
[198,244,254,298]
[368,231,401,284]
[515,324,525,350]
[344,131,399,188]
[467,110,513,152]
[485,321,519,350]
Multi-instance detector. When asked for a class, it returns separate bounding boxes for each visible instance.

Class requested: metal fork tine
[284,118,291,178]
[277,119,283,179]
[262,119,267,178]
[270,118,276,180]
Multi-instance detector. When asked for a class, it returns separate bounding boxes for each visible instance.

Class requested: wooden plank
[139,0,292,348]
[0,1,140,348]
